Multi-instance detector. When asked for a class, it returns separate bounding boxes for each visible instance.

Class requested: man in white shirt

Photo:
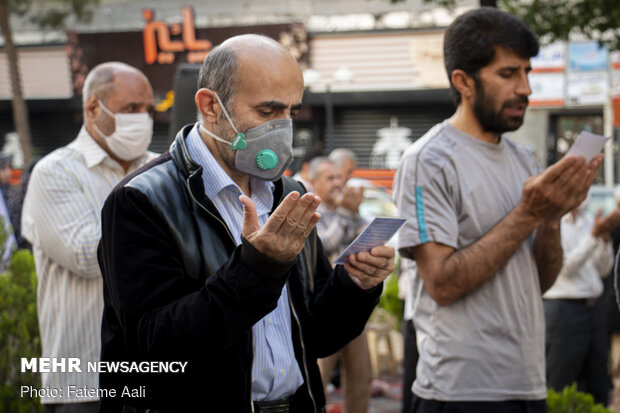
[544,200,620,404]
[21,62,156,413]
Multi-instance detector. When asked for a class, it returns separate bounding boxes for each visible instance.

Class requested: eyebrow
[122,102,155,111]
[254,100,303,111]
[498,64,532,73]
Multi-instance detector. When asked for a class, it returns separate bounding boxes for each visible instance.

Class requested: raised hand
[592,202,620,240]
[240,191,321,262]
[518,154,603,222]
[337,185,364,213]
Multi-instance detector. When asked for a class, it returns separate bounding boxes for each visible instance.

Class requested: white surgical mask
[199,93,293,181]
[94,100,153,161]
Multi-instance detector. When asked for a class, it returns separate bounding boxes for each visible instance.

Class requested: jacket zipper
[288,284,318,412]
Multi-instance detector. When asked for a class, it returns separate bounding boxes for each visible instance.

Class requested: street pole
[604,98,614,187]
[325,83,334,151]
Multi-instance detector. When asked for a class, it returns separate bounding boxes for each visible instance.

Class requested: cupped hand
[240,191,321,262]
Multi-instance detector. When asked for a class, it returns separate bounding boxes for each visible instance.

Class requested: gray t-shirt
[393,120,546,401]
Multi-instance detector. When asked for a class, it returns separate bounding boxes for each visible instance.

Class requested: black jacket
[97,125,382,412]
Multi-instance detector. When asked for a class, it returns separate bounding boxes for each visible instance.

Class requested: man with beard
[393,8,602,412]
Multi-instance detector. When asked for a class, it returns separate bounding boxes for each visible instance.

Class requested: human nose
[516,71,532,96]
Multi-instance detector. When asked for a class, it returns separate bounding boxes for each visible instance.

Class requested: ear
[450,69,475,102]
[195,88,219,125]
[84,95,99,123]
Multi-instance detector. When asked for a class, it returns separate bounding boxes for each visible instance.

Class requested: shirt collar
[185,123,274,208]
[69,126,151,171]
[69,127,108,169]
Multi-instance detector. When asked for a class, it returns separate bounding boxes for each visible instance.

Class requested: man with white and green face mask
[22,62,157,413]
[97,34,396,413]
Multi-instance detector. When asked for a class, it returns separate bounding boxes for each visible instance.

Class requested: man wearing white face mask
[97,35,395,413]
[21,62,157,413]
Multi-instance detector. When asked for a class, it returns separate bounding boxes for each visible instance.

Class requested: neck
[200,126,251,196]
[449,104,500,144]
[85,124,131,173]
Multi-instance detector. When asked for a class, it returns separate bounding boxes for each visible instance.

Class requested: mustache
[502,96,529,109]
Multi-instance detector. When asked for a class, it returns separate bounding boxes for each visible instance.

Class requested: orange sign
[142,6,212,65]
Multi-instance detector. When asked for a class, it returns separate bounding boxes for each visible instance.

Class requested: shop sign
[529,72,564,106]
[566,71,608,105]
[409,33,449,88]
[612,50,620,70]
[142,6,212,65]
[531,42,565,71]
[613,70,620,98]
[569,41,608,72]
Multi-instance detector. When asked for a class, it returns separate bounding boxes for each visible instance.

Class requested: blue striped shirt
[186,124,303,401]
[21,127,156,403]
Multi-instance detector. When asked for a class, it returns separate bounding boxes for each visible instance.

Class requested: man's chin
[505,116,524,132]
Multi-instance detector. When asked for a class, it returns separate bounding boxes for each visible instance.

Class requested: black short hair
[444,7,539,106]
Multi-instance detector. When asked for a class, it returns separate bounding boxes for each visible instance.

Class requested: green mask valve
[256,149,278,170]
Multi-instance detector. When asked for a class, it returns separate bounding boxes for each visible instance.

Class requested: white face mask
[93,100,153,161]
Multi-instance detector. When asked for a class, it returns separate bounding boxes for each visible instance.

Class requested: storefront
[511,41,620,185]
[293,29,455,170]
[1,5,307,158]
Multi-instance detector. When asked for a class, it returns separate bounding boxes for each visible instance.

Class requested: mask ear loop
[213,93,247,150]
[98,100,116,118]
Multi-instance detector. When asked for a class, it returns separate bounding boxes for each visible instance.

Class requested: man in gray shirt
[393,8,602,412]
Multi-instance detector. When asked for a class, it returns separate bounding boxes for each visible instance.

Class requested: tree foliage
[0,214,40,413]
[7,0,99,29]
[393,0,619,50]
[0,0,99,165]
[503,0,619,50]
[547,383,612,413]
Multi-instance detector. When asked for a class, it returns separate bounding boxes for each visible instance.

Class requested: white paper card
[334,217,407,264]
[565,131,609,161]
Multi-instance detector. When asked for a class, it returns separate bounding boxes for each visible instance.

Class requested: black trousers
[411,396,547,413]
[402,318,419,413]
[544,298,610,405]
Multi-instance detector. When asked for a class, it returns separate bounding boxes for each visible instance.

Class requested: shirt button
[280,369,285,376]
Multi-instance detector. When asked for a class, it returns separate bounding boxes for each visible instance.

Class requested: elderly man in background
[309,155,371,413]
[21,62,156,413]
[329,148,357,184]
